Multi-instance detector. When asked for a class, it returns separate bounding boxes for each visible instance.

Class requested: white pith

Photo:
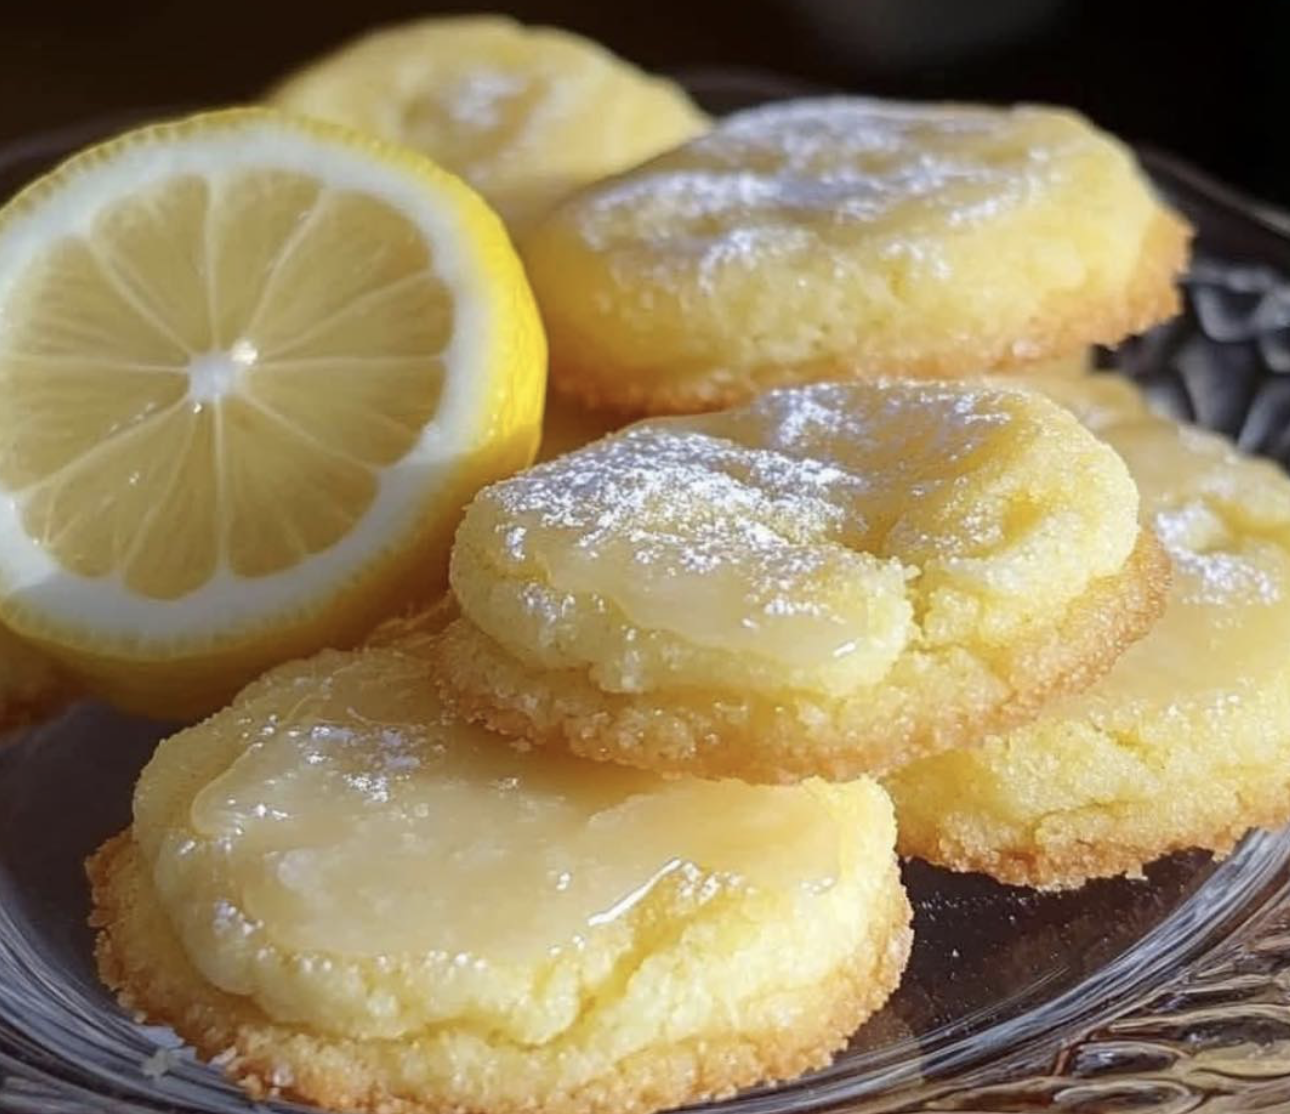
[186,342,257,404]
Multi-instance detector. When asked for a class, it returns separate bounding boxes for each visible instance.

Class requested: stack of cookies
[87,16,1290,1114]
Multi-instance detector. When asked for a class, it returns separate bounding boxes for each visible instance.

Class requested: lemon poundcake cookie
[0,109,544,719]
[887,377,1290,888]
[435,379,1168,783]
[270,16,710,230]
[89,636,911,1114]
[533,361,1092,464]
[522,96,1190,414]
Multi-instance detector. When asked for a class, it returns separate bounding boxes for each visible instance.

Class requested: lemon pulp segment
[1,170,452,596]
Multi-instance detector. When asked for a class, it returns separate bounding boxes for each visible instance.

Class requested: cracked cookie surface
[437,380,1167,782]
[886,375,1290,888]
[89,631,910,1114]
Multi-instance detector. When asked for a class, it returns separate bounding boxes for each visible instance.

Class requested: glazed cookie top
[523,97,1190,412]
[133,638,886,1044]
[445,380,1153,778]
[1085,415,1290,708]
[270,16,710,229]
[884,380,1290,886]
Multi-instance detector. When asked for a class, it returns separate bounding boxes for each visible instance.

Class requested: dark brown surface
[0,0,1284,202]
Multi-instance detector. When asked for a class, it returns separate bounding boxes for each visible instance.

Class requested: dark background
[1,0,1284,204]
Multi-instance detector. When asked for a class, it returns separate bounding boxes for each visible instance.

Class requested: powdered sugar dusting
[576,97,1077,285]
[457,380,1151,694]
[1100,417,1290,613]
[1155,503,1281,607]
[443,69,529,129]
[481,381,1017,612]
[396,58,588,182]
[494,418,862,594]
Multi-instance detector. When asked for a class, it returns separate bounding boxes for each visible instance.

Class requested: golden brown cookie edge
[434,531,1171,784]
[894,788,1290,892]
[88,831,912,1114]
[547,210,1192,417]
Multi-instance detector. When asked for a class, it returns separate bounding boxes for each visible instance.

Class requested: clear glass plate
[6,84,1290,1114]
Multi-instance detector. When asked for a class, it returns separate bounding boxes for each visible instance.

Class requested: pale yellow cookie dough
[91,634,911,1114]
[522,97,1189,413]
[887,376,1290,888]
[436,379,1167,782]
[271,16,710,230]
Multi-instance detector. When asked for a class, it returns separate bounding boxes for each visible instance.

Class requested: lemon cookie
[89,636,911,1114]
[1026,368,1151,428]
[435,380,1168,783]
[270,16,710,230]
[886,380,1290,888]
[522,96,1190,414]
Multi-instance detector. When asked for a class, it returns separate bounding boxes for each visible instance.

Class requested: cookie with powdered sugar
[434,379,1169,782]
[887,375,1290,888]
[521,97,1190,414]
[270,16,710,231]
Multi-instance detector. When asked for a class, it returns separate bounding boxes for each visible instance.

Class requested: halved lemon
[0,108,545,717]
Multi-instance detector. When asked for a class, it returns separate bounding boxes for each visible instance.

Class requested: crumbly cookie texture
[438,380,1168,782]
[522,96,1190,414]
[887,375,1290,888]
[270,15,710,230]
[90,636,911,1114]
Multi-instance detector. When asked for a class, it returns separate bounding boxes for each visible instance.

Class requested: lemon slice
[0,108,545,717]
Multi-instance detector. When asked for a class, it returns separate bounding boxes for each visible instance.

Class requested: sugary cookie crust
[526,91,1192,417]
[886,386,1290,889]
[434,532,1170,783]
[89,833,912,1114]
[548,210,1190,417]
[895,791,1290,891]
